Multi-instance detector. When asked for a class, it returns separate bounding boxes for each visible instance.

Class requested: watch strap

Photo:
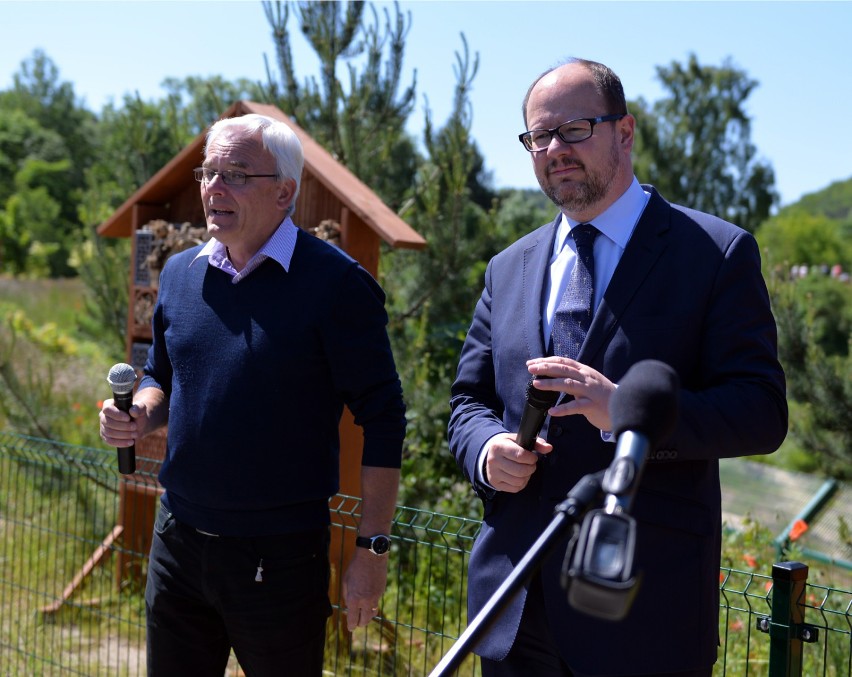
[355,534,391,555]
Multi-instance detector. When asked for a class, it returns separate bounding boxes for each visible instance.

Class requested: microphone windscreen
[610,360,679,446]
[107,363,137,395]
[526,377,560,410]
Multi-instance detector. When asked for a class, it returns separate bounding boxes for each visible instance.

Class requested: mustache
[546,157,584,176]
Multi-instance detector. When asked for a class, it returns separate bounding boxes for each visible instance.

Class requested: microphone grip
[113,390,136,475]
[515,406,548,451]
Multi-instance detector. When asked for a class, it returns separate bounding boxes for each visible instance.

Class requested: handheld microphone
[107,363,138,475]
[515,377,560,450]
[563,360,680,621]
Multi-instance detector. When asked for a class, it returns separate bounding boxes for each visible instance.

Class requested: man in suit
[448,58,787,676]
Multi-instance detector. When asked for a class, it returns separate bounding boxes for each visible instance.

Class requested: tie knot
[571,223,599,250]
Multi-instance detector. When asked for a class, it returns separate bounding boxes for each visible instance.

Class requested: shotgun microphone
[515,377,560,450]
[602,360,680,515]
[107,363,137,474]
[563,360,680,621]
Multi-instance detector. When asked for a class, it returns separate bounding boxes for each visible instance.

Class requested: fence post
[765,561,814,677]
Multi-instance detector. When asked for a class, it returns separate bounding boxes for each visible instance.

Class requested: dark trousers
[480,573,713,677]
[145,502,331,677]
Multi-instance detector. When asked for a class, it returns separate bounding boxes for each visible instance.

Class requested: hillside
[785,176,852,220]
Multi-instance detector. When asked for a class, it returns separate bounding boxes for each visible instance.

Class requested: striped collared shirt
[191,217,298,283]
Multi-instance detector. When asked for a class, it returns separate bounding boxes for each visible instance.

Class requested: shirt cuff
[475,435,500,491]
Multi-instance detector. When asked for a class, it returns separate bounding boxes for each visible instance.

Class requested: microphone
[107,363,138,474]
[602,360,680,514]
[563,360,680,621]
[515,377,560,450]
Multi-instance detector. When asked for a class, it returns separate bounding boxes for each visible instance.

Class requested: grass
[0,275,115,447]
[0,450,148,676]
[0,277,89,329]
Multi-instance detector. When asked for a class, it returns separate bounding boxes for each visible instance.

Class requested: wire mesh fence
[1,431,850,676]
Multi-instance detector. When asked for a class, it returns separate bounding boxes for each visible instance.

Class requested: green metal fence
[1,431,850,676]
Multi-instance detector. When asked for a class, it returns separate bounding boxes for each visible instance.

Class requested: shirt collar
[191,217,299,275]
[554,177,650,254]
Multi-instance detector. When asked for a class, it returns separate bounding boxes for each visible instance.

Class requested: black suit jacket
[448,186,787,675]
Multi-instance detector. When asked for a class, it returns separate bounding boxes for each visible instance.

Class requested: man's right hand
[99,386,167,448]
[485,432,552,493]
[99,399,145,449]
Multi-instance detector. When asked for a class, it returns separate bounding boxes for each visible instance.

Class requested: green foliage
[0,108,67,205]
[0,279,111,446]
[379,38,504,513]
[0,107,80,277]
[3,158,78,277]
[262,0,418,206]
[67,230,130,360]
[0,50,98,278]
[754,178,852,480]
[796,176,852,223]
[632,53,776,233]
[757,207,851,273]
[160,74,267,136]
[0,49,97,189]
[88,94,193,197]
[490,188,557,244]
[1,186,61,276]
[769,273,852,479]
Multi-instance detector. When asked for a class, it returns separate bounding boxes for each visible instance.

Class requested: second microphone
[515,377,560,450]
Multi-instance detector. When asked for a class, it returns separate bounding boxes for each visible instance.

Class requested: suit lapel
[523,215,560,360]
[580,188,671,364]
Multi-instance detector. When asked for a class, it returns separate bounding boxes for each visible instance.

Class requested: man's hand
[343,466,398,630]
[99,386,167,447]
[485,432,552,493]
[526,357,616,432]
[342,549,388,630]
[99,399,146,448]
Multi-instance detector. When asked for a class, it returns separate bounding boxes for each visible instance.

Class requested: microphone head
[610,360,679,447]
[526,377,560,410]
[107,363,137,395]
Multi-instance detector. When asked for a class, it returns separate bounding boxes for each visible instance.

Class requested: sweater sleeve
[322,263,406,468]
[139,253,179,396]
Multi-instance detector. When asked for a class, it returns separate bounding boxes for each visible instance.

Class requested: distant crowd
[789,263,849,282]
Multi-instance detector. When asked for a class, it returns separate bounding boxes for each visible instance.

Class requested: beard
[539,136,621,212]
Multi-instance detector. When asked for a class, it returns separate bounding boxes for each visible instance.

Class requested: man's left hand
[342,549,388,630]
[526,356,616,432]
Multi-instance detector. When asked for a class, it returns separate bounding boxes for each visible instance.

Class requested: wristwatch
[355,534,391,556]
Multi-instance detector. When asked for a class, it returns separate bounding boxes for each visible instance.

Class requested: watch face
[371,535,390,555]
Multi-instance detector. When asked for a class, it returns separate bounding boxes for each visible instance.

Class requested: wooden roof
[97,100,425,250]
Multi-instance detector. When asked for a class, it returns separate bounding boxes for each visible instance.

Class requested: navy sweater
[140,229,406,536]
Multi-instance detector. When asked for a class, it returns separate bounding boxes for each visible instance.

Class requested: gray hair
[205,114,304,217]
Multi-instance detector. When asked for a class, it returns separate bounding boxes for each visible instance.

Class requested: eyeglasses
[518,114,625,152]
[193,167,279,185]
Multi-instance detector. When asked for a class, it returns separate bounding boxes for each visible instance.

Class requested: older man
[100,114,405,676]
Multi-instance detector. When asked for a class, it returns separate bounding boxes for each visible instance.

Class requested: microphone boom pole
[428,472,603,677]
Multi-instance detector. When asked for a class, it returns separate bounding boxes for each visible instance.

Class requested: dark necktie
[551,223,599,359]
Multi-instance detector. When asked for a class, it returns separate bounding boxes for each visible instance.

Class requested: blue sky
[2,0,851,208]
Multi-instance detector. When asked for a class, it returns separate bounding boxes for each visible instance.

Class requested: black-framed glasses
[518,114,625,152]
[193,167,279,185]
